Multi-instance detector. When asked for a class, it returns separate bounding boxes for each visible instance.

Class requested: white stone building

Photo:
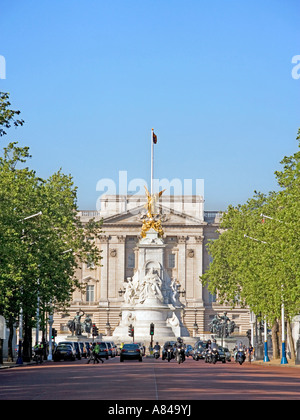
[53,194,251,341]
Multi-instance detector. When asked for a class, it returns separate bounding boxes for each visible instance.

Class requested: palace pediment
[102,204,204,226]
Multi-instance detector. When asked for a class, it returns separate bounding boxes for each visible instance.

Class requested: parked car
[120,343,143,362]
[84,342,92,357]
[107,341,117,357]
[134,342,146,356]
[79,342,88,358]
[105,342,113,357]
[53,344,76,361]
[111,342,118,357]
[58,341,81,360]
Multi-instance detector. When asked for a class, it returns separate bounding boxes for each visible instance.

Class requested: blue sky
[1,0,299,211]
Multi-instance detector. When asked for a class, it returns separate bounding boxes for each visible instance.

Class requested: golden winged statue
[144,186,165,217]
[141,186,166,238]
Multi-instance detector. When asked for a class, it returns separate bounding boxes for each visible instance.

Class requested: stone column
[177,236,187,303]
[99,235,109,302]
[193,235,204,302]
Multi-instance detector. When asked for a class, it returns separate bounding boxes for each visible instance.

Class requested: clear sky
[1,0,299,211]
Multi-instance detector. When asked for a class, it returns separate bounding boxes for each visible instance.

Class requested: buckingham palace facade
[53,194,251,340]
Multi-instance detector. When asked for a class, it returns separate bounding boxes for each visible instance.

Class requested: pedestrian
[94,343,104,364]
[33,342,43,363]
[247,344,254,363]
[87,343,99,364]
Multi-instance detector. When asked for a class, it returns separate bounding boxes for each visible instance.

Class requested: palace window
[86,285,95,302]
[168,254,176,268]
[127,253,135,268]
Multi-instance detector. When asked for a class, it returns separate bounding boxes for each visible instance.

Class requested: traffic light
[150,323,154,336]
[128,324,134,337]
[51,328,57,340]
[246,329,251,343]
[92,324,98,337]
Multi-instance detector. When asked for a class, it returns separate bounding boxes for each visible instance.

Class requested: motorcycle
[236,349,246,365]
[175,346,186,364]
[154,348,160,359]
[166,348,174,362]
[211,347,219,364]
[205,348,212,363]
[33,350,43,364]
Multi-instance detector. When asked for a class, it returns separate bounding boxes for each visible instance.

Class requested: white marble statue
[137,267,164,304]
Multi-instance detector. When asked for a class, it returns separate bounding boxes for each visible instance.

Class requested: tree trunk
[287,319,295,360]
[7,317,14,362]
[0,339,3,364]
[23,315,32,362]
[271,320,280,359]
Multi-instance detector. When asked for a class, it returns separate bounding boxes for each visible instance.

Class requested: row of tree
[0,92,103,361]
[201,129,300,358]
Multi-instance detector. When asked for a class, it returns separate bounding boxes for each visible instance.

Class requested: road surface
[0,356,299,401]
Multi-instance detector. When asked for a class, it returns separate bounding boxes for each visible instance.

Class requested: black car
[216,346,227,363]
[193,346,206,360]
[59,341,81,359]
[120,343,143,362]
[53,344,76,361]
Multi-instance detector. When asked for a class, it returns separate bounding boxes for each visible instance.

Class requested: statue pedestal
[113,302,187,342]
[66,335,88,341]
[112,229,190,343]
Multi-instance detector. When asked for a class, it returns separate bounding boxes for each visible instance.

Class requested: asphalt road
[0,356,300,401]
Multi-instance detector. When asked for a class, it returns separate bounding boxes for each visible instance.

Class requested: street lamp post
[250,311,255,361]
[281,300,288,364]
[263,319,270,362]
[16,307,23,365]
[47,307,54,361]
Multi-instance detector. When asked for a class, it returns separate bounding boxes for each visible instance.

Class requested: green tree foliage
[201,129,300,327]
[0,93,102,358]
[0,92,24,137]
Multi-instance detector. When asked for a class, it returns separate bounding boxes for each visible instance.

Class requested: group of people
[86,342,105,364]
[155,337,187,362]
[205,339,254,362]
[233,342,254,362]
[33,342,44,363]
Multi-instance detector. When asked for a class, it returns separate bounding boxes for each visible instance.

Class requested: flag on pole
[153,131,157,144]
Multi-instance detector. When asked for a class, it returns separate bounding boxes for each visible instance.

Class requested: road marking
[152,365,159,400]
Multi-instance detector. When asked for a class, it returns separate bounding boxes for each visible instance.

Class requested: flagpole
[151,128,154,196]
